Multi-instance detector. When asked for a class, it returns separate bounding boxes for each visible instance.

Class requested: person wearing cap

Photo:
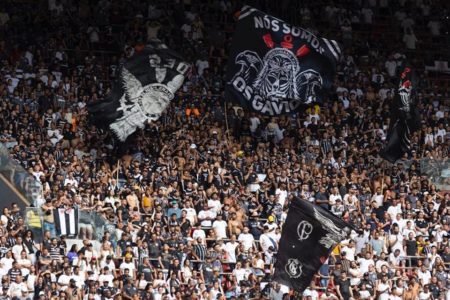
[263,215,277,231]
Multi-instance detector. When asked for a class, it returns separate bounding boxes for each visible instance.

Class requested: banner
[225,6,341,116]
[274,198,351,293]
[54,207,79,237]
[380,64,420,163]
[88,40,190,141]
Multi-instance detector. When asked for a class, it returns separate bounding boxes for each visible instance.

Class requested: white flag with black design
[88,41,190,141]
[274,197,352,293]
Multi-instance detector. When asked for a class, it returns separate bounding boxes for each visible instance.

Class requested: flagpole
[380,161,386,192]
[224,100,231,142]
[116,160,120,183]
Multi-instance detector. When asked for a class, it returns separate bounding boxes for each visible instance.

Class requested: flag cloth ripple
[88,41,189,141]
[274,197,352,293]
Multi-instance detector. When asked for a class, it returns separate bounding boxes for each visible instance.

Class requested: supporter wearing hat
[263,215,277,232]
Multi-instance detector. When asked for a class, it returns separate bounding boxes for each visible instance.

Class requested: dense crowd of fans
[0,0,449,299]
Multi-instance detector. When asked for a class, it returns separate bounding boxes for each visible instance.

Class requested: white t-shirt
[224,242,238,263]
[238,233,254,251]
[182,208,197,225]
[387,204,402,222]
[119,262,136,278]
[275,188,288,207]
[98,273,114,287]
[8,282,27,297]
[341,246,356,261]
[207,199,222,214]
[198,209,216,227]
[329,193,342,205]
[11,245,24,260]
[192,229,206,241]
[389,233,404,255]
[250,117,260,133]
[377,282,390,300]
[358,258,374,274]
[418,269,431,285]
[212,220,228,239]
[57,274,71,287]
[195,59,209,76]
[232,268,246,283]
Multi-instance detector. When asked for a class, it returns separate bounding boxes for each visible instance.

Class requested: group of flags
[87,6,421,294]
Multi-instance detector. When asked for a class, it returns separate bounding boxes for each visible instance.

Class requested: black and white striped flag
[225,6,342,116]
[53,207,79,237]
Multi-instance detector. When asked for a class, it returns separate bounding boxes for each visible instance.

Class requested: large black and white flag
[54,207,79,237]
[274,198,351,293]
[225,6,341,116]
[380,64,420,163]
[88,41,189,141]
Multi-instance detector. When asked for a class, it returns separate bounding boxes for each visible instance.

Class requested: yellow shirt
[26,210,42,228]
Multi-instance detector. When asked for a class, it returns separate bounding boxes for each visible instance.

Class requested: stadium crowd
[0,0,449,299]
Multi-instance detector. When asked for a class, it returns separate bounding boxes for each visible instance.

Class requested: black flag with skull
[380,63,421,163]
[273,197,352,293]
[88,41,190,141]
[225,6,341,116]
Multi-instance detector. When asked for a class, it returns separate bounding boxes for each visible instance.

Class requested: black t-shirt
[337,277,351,299]
[148,241,161,258]
[247,218,262,239]
[405,239,417,256]
[124,284,137,297]
[246,172,258,184]
[415,219,428,229]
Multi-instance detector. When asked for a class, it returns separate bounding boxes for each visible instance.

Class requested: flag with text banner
[225,6,342,116]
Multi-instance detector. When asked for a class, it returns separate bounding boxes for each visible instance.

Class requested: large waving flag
[274,197,352,293]
[225,6,342,116]
[380,63,421,163]
[88,41,190,141]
